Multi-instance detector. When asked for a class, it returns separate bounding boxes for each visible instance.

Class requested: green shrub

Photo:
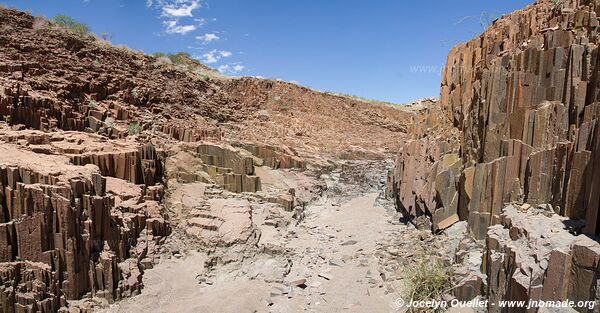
[127,122,142,135]
[152,52,193,65]
[272,96,288,112]
[50,14,89,35]
[278,102,288,111]
[168,52,192,64]
[3,115,11,124]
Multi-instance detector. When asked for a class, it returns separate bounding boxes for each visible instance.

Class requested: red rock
[392,0,600,306]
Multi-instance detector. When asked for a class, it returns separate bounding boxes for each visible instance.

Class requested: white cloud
[164,20,196,34]
[202,51,218,63]
[146,0,243,70]
[147,1,207,35]
[218,63,245,75]
[162,0,200,17]
[196,33,219,43]
[194,17,209,27]
[201,50,232,64]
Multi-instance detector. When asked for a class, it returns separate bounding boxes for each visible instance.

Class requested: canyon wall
[442,0,600,237]
[0,143,170,311]
[392,0,600,308]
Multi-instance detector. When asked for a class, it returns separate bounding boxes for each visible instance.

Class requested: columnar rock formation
[0,144,170,311]
[391,0,600,308]
[440,0,600,237]
[0,6,416,311]
[485,206,599,311]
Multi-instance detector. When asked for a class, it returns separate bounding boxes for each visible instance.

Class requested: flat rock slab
[186,198,256,246]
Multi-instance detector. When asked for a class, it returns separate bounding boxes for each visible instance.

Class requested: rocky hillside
[391,0,600,308]
[0,7,417,312]
[0,8,413,159]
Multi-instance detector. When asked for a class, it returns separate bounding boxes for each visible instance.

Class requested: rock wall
[392,0,600,308]
[391,104,462,231]
[394,0,600,235]
[232,142,306,170]
[70,145,164,185]
[195,143,261,193]
[440,0,600,237]
[485,206,600,312]
[0,146,170,312]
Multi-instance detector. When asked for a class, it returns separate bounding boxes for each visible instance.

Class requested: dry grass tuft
[32,15,47,30]
[403,260,452,312]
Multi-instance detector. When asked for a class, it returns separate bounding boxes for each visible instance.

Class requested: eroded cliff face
[441,0,600,237]
[0,135,170,311]
[392,0,600,308]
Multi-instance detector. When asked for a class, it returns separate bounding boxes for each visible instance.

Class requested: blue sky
[2,0,532,103]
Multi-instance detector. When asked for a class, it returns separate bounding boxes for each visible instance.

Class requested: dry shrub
[32,15,47,30]
[403,260,452,312]
[156,56,172,64]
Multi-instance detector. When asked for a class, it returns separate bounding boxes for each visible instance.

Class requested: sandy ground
[273,193,403,313]
[99,161,455,313]
[101,192,407,313]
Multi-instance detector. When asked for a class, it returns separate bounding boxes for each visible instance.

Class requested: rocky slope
[0,7,418,312]
[0,9,413,159]
[391,0,600,309]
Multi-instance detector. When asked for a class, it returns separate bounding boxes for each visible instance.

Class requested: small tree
[51,14,89,36]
